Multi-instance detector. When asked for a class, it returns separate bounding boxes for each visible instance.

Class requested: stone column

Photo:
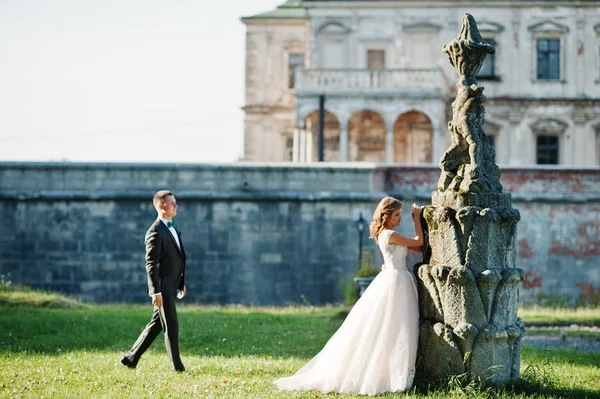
[339,125,349,162]
[508,111,524,165]
[305,118,313,163]
[575,19,586,98]
[385,126,394,163]
[292,126,301,163]
[417,14,525,386]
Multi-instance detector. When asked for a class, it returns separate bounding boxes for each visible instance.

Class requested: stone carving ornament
[417,14,525,386]
[437,14,502,197]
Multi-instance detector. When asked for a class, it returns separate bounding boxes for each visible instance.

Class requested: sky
[0,0,282,163]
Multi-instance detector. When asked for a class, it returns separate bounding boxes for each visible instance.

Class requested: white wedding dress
[275,229,419,395]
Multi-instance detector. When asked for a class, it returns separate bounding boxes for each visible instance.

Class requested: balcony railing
[294,68,441,95]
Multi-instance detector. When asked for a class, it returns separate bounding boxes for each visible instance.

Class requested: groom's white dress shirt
[160,218,181,249]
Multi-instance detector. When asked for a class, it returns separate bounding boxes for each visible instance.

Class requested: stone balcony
[294,68,442,97]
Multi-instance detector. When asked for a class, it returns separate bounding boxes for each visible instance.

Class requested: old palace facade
[241,0,600,166]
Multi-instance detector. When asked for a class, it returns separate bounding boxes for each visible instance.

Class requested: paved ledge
[1,161,598,172]
[1,189,598,203]
[0,189,391,202]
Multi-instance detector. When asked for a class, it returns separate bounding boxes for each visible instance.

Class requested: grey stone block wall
[0,162,598,304]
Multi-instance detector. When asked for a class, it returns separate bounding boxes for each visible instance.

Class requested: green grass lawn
[519,306,600,327]
[1,286,599,398]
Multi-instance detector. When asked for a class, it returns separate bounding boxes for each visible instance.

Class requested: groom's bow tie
[167,221,177,229]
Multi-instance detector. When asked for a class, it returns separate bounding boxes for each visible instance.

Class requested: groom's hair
[153,190,174,208]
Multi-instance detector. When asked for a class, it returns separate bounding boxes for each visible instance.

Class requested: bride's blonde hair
[369,197,403,241]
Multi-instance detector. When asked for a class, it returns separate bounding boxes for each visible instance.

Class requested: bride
[275,197,424,395]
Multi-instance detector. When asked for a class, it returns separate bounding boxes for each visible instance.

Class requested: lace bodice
[378,229,409,271]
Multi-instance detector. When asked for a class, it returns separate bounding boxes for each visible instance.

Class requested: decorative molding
[243,104,295,114]
[316,21,351,35]
[528,20,569,33]
[403,22,443,33]
[478,21,505,33]
[486,98,600,107]
[572,107,588,125]
[529,118,568,135]
[357,32,394,42]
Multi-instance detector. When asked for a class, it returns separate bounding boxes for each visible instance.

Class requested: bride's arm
[388,232,422,247]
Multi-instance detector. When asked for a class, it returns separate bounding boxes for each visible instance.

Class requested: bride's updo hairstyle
[369,196,403,241]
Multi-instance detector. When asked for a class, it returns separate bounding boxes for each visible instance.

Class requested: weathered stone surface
[441,266,488,328]
[417,14,524,386]
[425,207,464,267]
[416,264,444,321]
[477,270,502,321]
[419,321,465,377]
[470,325,511,384]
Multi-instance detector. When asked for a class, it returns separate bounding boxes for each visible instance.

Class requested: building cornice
[243,104,296,114]
[302,1,600,8]
[242,18,307,26]
[486,98,600,106]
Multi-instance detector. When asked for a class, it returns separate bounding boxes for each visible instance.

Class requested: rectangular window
[537,39,560,80]
[536,135,559,164]
[478,38,496,78]
[367,50,385,69]
[288,53,305,89]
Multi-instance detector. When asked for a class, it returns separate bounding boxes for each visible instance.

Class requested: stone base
[418,321,525,385]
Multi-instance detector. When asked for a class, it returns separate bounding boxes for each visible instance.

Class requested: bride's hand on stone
[411,204,423,220]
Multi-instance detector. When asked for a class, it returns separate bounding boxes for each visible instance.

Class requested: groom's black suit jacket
[145,219,186,296]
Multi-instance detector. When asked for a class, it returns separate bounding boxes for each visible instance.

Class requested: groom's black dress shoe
[174,366,186,373]
[120,357,136,369]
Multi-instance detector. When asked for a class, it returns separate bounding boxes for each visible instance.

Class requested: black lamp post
[357,213,366,270]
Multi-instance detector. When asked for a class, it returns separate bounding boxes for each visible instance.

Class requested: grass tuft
[0,282,83,309]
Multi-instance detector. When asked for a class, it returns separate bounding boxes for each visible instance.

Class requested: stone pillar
[339,125,349,162]
[386,129,394,163]
[508,112,524,165]
[305,119,313,163]
[417,14,525,386]
[292,126,301,163]
[575,19,586,98]
[572,107,588,165]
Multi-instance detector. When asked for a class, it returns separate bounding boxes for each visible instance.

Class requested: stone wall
[0,162,598,305]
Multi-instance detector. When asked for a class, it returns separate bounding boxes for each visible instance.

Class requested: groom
[121,190,187,372]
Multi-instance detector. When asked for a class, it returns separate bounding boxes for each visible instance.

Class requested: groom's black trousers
[123,292,183,371]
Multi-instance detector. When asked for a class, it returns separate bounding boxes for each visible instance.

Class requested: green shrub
[338,274,358,306]
[356,251,380,278]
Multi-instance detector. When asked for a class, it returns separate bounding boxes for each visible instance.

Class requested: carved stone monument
[416,14,525,385]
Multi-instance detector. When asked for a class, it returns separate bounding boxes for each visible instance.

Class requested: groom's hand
[152,293,163,308]
[177,286,186,299]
